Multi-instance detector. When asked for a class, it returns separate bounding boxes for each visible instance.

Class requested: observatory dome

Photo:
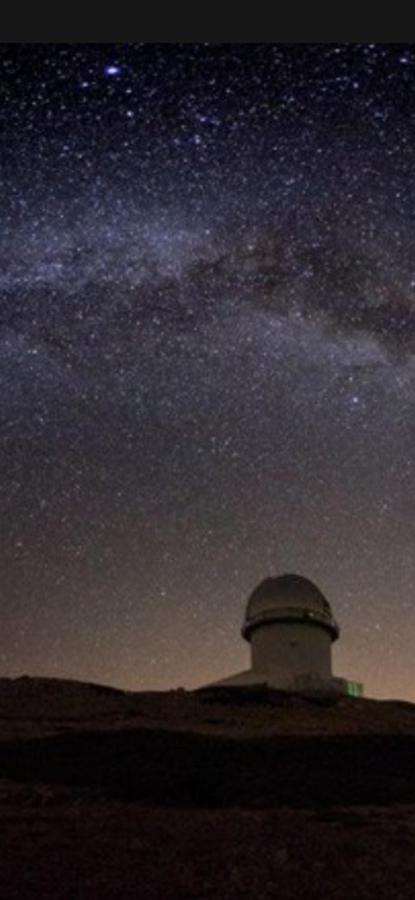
[242,573,339,641]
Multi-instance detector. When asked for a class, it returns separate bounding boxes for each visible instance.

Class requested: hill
[0,677,415,898]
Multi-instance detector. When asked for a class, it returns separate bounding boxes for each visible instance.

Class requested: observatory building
[206,573,363,697]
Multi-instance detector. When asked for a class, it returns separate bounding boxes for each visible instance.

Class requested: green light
[347,681,362,697]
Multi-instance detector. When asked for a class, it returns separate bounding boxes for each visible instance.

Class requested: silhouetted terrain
[1,677,415,898]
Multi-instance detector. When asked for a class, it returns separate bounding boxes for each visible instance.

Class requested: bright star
[104,65,121,77]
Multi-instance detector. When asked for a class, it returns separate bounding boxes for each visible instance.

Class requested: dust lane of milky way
[1,43,415,699]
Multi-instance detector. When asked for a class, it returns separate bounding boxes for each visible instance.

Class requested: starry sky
[1,43,415,701]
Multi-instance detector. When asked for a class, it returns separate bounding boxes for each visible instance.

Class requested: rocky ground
[0,677,414,898]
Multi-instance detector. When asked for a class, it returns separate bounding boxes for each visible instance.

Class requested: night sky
[1,43,415,700]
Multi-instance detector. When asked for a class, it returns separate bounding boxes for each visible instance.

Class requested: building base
[202,670,363,698]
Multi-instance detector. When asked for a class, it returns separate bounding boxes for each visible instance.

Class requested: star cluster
[1,43,415,699]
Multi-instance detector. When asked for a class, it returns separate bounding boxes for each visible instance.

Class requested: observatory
[205,573,363,697]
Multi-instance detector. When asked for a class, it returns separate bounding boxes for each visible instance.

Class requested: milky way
[1,43,415,699]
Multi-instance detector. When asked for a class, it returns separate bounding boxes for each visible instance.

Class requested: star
[104,64,121,77]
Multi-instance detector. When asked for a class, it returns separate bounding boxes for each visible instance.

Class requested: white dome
[242,573,339,642]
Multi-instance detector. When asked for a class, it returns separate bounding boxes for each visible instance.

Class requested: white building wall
[250,622,333,682]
